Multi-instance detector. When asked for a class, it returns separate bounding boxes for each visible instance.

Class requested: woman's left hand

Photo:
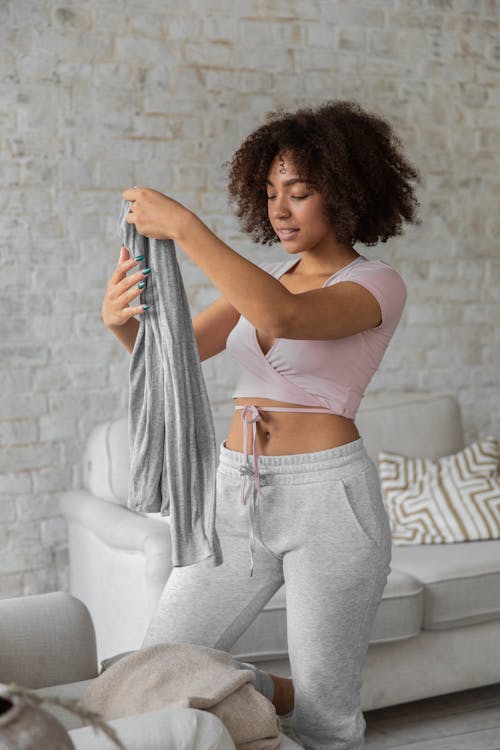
[123,187,191,241]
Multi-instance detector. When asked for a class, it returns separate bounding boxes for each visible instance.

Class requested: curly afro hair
[226,100,421,246]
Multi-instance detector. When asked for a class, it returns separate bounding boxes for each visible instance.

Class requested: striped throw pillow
[378,437,500,544]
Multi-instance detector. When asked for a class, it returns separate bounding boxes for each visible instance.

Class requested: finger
[123,187,139,201]
[111,256,137,288]
[119,246,138,268]
[116,254,137,274]
[115,265,144,298]
[126,281,144,304]
[129,304,150,318]
[117,246,132,265]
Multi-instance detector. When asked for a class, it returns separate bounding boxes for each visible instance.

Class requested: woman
[102,100,420,750]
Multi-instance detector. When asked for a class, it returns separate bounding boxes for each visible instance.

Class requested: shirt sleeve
[345,261,407,331]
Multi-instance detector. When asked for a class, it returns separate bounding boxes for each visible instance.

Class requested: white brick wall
[0,0,498,598]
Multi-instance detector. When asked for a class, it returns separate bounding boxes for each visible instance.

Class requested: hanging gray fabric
[118,199,223,568]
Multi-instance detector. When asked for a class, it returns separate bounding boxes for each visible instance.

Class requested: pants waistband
[220,435,368,473]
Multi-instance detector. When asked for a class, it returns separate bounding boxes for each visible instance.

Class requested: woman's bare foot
[270,673,295,715]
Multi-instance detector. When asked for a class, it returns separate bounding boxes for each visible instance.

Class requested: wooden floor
[364,682,500,749]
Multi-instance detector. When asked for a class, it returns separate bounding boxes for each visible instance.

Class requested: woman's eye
[267,194,310,202]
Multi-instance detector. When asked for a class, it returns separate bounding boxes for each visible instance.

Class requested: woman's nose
[273,199,290,218]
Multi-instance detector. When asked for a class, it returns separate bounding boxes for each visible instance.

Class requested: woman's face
[266,152,335,254]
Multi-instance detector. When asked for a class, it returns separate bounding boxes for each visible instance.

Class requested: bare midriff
[225,396,360,456]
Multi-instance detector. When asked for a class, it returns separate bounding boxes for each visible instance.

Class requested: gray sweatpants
[142,437,392,750]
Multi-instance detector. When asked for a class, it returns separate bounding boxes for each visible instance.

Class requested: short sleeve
[345,261,407,331]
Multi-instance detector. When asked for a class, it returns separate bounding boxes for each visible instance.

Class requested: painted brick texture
[0,0,498,598]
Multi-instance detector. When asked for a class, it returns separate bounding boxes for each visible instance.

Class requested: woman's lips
[276,228,299,240]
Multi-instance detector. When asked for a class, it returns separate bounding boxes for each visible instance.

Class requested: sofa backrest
[82,391,464,505]
[356,391,464,463]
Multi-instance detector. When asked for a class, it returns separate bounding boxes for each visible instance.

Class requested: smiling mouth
[276,228,299,238]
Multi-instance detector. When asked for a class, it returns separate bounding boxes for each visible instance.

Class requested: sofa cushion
[379,437,500,544]
[391,539,500,630]
[70,707,238,750]
[368,569,424,643]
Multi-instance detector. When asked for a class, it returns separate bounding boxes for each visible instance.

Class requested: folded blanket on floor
[118,200,223,568]
[81,643,281,750]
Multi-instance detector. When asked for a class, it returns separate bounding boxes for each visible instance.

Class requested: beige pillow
[378,437,500,545]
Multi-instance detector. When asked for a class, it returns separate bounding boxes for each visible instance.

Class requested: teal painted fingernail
[142,267,151,275]
[142,304,150,310]
[135,255,144,261]
[138,280,146,289]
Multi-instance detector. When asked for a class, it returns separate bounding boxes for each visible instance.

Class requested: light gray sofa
[60,391,500,711]
[0,591,239,750]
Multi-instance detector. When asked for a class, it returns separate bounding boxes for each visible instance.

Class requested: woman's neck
[289,246,360,276]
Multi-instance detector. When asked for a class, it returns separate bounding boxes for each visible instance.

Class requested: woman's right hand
[101,245,151,329]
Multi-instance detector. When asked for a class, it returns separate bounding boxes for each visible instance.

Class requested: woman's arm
[123,188,291,338]
[192,295,241,362]
[107,316,139,355]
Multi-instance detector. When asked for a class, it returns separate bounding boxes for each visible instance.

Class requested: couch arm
[60,490,173,661]
[60,489,172,561]
[0,592,98,689]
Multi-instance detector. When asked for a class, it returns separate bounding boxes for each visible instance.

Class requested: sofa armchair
[0,592,300,750]
[60,391,500,711]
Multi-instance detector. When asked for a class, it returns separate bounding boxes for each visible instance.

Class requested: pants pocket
[338,465,390,549]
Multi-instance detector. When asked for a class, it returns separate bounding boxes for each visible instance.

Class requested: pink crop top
[226,253,407,419]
